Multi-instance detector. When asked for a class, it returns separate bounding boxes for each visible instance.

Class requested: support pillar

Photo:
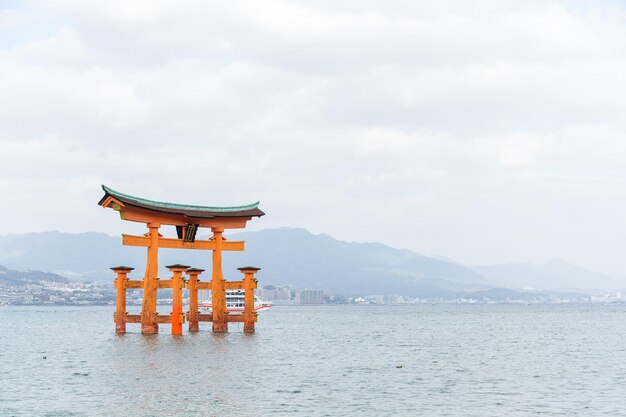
[186,268,204,332]
[238,266,260,333]
[167,264,189,335]
[141,222,160,334]
[112,266,134,333]
[211,227,227,332]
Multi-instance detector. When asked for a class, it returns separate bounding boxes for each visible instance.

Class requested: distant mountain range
[0,264,67,286]
[0,228,622,296]
[473,259,623,291]
[226,228,490,297]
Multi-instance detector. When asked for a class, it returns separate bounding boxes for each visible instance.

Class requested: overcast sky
[2,1,626,276]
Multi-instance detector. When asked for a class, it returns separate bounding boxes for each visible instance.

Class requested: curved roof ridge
[101,185,260,213]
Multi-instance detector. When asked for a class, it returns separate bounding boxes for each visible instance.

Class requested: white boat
[199,289,271,313]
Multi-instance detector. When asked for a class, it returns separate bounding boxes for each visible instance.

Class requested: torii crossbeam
[99,185,264,334]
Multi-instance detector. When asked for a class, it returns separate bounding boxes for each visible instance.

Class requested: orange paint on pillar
[141,223,160,334]
[186,268,204,332]
[112,266,134,334]
[167,264,189,335]
[211,227,228,332]
[238,267,260,333]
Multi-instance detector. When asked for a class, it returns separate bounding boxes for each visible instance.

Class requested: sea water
[1,304,625,416]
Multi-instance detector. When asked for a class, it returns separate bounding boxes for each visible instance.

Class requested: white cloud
[2,0,626,276]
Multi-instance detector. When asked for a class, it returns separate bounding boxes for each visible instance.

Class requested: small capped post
[186,268,205,332]
[111,266,134,334]
[237,266,260,333]
[166,264,190,335]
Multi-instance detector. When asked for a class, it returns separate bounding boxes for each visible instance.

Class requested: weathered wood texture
[240,268,259,333]
[211,228,227,332]
[141,224,160,334]
[169,266,186,335]
[186,270,202,332]
[122,234,244,251]
[113,269,129,333]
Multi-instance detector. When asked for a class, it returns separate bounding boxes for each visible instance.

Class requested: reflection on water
[1,304,626,416]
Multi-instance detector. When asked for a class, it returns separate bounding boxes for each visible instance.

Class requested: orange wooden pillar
[211,227,228,332]
[112,266,134,333]
[167,264,188,335]
[238,266,260,333]
[186,268,204,332]
[142,222,161,334]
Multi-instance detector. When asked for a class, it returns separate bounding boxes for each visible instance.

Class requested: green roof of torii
[99,185,264,218]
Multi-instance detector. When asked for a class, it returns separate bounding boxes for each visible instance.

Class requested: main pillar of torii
[98,185,264,334]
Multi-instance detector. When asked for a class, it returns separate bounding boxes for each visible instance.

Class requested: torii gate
[98,185,264,334]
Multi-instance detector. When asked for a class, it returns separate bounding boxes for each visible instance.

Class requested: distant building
[297,289,323,304]
[199,289,210,301]
[256,286,291,301]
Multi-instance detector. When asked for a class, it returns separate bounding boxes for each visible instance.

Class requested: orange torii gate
[99,185,264,334]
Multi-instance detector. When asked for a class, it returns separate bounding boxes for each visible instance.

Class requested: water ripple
[1,304,626,416]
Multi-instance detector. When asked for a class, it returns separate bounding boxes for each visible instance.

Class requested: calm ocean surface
[1,304,626,416]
